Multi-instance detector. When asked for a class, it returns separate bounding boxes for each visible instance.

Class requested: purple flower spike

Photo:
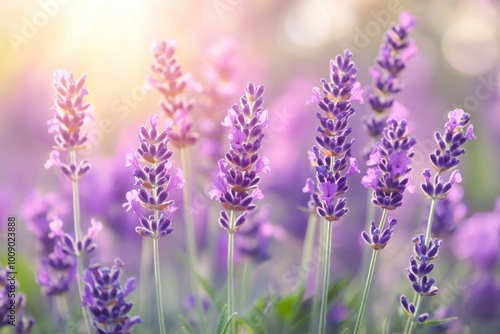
[304,50,362,221]
[147,39,199,148]
[362,119,416,210]
[36,244,76,296]
[211,83,269,233]
[49,217,102,256]
[82,258,141,334]
[362,11,417,144]
[124,115,184,239]
[46,70,93,181]
[361,217,397,250]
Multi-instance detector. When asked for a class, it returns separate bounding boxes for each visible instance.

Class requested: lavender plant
[210,82,270,334]
[401,109,475,334]
[45,70,102,333]
[303,50,362,333]
[82,258,140,334]
[124,114,185,334]
[362,11,417,150]
[353,118,416,333]
[146,38,204,326]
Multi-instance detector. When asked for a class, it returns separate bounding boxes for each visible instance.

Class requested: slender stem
[318,220,333,334]
[70,150,92,334]
[55,295,70,322]
[310,218,325,333]
[138,237,152,312]
[353,208,389,334]
[153,237,167,334]
[227,210,236,334]
[180,147,205,328]
[240,260,251,308]
[405,198,437,334]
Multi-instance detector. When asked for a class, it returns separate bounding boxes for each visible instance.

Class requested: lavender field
[1,1,499,333]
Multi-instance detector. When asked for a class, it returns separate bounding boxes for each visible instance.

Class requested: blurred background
[0,0,499,333]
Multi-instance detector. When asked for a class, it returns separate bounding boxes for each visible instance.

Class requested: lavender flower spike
[361,118,417,210]
[363,11,417,141]
[124,115,185,238]
[82,258,140,334]
[361,216,397,250]
[210,82,270,233]
[421,109,475,200]
[304,50,362,221]
[147,39,199,148]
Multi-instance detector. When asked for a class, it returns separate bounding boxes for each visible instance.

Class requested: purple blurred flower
[452,198,500,270]
[303,50,362,221]
[430,185,467,238]
[0,264,35,333]
[124,115,185,238]
[22,190,68,256]
[45,70,92,181]
[362,11,417,143]
[235,206,285,263]
[147,39,199,148]
[82,258,140,334]
[361,119,416,210]
[49,217,102,256]
[462,275,500,322]
[211,83,269,233]
[36,244,76,296]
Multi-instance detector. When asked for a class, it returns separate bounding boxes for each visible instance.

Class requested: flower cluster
[362,119,416,210]
[22,192,76,296]
[124,115,185,238]
[82,258,140,334]
[361,217,397,250]
[363,11,417,142]
[421,109,475,200]
[0,264,34,333]
[303,50,362,221]
[400,235,442,322]
[147,39,199,148]
[210,83,270,233]
[49,217,102,256]
[45,70,92,180]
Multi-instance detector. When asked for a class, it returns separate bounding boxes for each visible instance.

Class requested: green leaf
[174,326,189,334]
[275,294,298,321]
[177,315,196,334]
[339,328,349,334]
[195,272,216,299]
[222,312,238,334]
[216,304,229,334]
[421,317,458,326]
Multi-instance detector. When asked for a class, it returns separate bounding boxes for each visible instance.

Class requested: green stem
[180,147,205,328]
[55,295,70,322]
[138,237,152,313]
[153,237,167,334]
[405,198,437,334]
[227,211,236,334]
[70,150,92,334]
[240,260,251,308]
[318,220,333,334]
[353,208,389,334]
[310,219,325,333]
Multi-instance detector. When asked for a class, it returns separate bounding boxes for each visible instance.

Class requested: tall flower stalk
[45,70,100,333]
[303,50,362,333]
[146,39,204,326]
[124,115,185,334]
[210,82,270,334]
[402,109,475,334]
[354,118,416,333]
